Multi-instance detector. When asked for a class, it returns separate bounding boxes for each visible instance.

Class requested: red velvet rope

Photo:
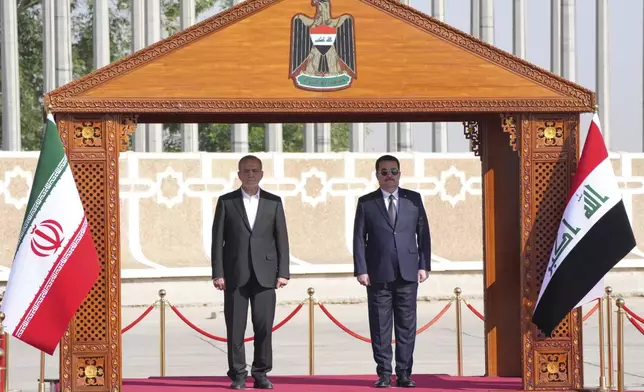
[582,302,599,322]
[624,305,644,325]
[461,298,599,323]
[169,303,304,342]
[626,314,644,335]
[461,299,485,321]
[317,301,452,344]
[121,305,155,334]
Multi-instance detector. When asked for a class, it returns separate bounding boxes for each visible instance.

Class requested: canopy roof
[45,0,595,121]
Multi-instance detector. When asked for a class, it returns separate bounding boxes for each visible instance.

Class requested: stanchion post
[38,351,45,392]
[615,298,624,392]
[307,287,315,376]
[454,287,463,377]
[0,346,4,392]
[159,289,167,377]
[606,286,614,389]
[0,311,5,392]
[0,311,7,392]
[597,296,608,392]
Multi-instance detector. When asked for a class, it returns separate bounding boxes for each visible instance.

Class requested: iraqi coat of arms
[289,0,357,91]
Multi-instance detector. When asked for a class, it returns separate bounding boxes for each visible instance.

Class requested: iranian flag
[532,114,636,336]
[1,114,100,355]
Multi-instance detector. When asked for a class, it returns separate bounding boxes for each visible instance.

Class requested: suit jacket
[211,188,290,290]
[353,187,431,283]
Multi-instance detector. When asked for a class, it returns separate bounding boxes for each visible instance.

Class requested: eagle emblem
[289,0,356,91]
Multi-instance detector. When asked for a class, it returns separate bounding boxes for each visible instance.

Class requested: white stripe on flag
[2,168,85,334]
[16,158,67,245]
[536,157,622,306]
[14,219,88,338]
[311,34,336,45]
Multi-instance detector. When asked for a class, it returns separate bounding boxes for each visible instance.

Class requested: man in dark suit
[353,154,431,388]
[211,155,290,390]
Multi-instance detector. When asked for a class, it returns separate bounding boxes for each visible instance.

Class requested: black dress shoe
[375,375,391,388]
[253,378,274,389]
[230,379,246,390]
[395,375,416,388]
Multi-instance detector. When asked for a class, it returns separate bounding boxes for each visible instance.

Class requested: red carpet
[120,374,523,391]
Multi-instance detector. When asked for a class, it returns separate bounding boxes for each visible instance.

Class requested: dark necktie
[388,194,397,224]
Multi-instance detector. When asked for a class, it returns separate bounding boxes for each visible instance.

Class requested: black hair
[375,154,400,171]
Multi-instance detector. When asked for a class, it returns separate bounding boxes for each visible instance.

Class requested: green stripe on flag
[16,117,69,247]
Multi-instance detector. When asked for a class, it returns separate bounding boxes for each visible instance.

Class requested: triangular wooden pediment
[45,0,594,115]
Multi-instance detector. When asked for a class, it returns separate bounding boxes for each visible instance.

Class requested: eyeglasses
[379,168,400,176]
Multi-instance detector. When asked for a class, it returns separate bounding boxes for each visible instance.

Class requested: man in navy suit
[353,154,431,388]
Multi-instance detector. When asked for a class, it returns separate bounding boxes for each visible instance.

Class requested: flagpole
[592,110,608,392]
[597,296,608,392]
[38,351,45,392]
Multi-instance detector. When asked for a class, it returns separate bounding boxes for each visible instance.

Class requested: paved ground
[6,297,644,392]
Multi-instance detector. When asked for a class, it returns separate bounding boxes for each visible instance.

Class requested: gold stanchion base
[595,376,610,392]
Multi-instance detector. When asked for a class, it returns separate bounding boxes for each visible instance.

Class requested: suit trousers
[367,275,418,378]
[224,269,276,381]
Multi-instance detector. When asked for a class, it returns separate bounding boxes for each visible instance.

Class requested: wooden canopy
[44,0,594,123]
[42,0,596,391]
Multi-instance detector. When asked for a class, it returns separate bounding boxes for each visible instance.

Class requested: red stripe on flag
[310,25,336,34]
[567,114,609,204]
[15,221,100,355]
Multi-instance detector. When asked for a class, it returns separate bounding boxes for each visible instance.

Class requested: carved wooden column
[519,113,582,390]
[479,115,521,377]
[55,113,136,392]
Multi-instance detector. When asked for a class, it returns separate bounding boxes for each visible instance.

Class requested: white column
[93,0,110,69]
[315,123,331,152]
[43,0,56,93]
[398,123,413,152]
[146,0,163,152]
[561,0,576,82]
[132,0,145,51]
[131,0,147,152]
[471,0,480,38]
[386,123,398,152]
[551,0,562,75]
[350,123,365,152]
[431,0,447,152]
[303,124,315,152]
[55,0,72,86]
[180,0,199,152]
[1,0,21,151]
[265,124,283,152]
[480,0,494,44]
[231,124,249,152]
[596,0,610,149]
[513,0,526,59]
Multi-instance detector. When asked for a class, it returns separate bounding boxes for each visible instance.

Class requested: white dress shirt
[241,187,260,229]
[381,188,399,212]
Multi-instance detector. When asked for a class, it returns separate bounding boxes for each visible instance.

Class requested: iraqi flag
[532,114,636,336]
[0,114,100,355]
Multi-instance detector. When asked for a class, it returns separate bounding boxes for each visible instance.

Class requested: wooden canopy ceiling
[44,0,595,122]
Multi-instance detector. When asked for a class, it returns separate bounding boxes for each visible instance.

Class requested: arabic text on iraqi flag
[532,114,636,336]
[0,114,101,355]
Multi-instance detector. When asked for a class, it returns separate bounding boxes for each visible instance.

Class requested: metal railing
[0,286,641,392]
